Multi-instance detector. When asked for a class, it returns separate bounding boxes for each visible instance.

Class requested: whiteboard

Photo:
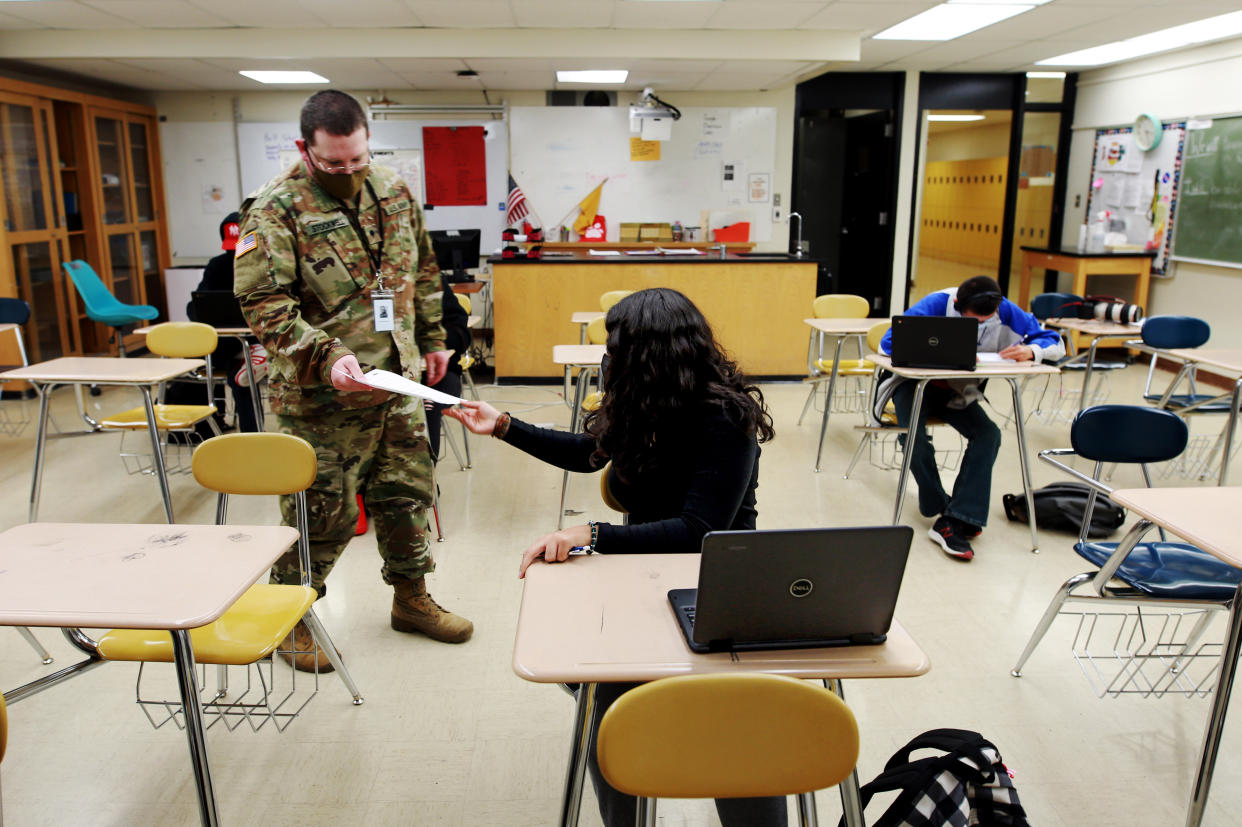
[509,106,777,242]
[235,120,508,253]
[158,121,242,260]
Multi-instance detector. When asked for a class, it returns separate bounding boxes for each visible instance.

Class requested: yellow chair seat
[582,391,603,412]
[100,404,217,430]
[97,584,315,665]
[813,358,874,376]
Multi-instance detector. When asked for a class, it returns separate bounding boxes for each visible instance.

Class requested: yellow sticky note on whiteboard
[630,138,660,162]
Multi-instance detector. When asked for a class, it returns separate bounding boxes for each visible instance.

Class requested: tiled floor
[1,362,1240,826]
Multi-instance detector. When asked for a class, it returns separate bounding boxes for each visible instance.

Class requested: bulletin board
[1085,121,1185,276]
[236,119,508,253]
[509,106,778,242]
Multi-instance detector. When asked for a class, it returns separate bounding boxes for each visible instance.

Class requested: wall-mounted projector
[629,88,680,141]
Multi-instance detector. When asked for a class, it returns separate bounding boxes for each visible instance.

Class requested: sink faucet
[789,212,804,258]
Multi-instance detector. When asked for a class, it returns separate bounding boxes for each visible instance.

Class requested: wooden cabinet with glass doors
[0,77,170,364]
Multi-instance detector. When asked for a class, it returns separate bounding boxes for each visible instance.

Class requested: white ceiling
[0,0,1240,93]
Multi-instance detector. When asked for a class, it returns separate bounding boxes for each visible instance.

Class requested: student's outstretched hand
[518,524,592,578]
[446,399,502,435]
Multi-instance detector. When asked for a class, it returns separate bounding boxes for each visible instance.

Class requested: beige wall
[1064,38,1242,347]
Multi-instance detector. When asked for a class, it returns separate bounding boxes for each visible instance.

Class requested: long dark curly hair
[584,288,774,479]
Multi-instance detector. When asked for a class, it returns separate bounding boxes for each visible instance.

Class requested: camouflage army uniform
[234,160,445,594]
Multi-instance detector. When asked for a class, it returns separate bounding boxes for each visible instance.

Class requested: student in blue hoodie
[877,275,1063,560]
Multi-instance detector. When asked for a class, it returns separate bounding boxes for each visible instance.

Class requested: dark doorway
[793,72,903,317]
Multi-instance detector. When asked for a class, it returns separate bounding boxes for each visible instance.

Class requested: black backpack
[1002,481,1126,538]
[841,728,1030,827]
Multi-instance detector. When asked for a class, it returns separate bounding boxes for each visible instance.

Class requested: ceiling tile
[379,57,473,73]
[613,0,718,29]
[692,70,800,91]
[78,0,231,27]
[477,70,553,89]
[511,0,612,28]
[28,57,209,89]
[0,1,137,28]
[0,11,41,28]
[858,39,936,64]
[465,57,558,72]
[184,0,330,27]
[977,4,1136,41]
[801,3,936,35]
[298,0,421,27]
[704,2,823,29]
[401,0,516,27]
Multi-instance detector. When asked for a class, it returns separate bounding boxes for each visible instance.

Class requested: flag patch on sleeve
[235,232,258,258]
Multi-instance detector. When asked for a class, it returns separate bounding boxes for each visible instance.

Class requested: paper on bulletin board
[371,149,424,204]
[630,138,661,162]
[1095,133,1142,174]
[423,126,487,206]
[721,160,744,192]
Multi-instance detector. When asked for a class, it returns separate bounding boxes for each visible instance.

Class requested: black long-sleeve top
[502,404,760,553]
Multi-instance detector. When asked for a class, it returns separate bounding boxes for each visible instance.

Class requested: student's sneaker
[929,516,974,560]
[235,343,268,387]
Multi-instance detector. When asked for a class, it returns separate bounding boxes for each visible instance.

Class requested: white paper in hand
[361,369,463,405]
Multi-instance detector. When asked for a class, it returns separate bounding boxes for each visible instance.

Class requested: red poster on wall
[422,126,487,206]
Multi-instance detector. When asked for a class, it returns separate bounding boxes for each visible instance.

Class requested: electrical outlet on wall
[772,206,782,222]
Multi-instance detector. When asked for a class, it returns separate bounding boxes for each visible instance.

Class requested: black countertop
[1020,245,1157,259]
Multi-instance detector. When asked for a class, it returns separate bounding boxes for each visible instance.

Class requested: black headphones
[954,290,1003,314]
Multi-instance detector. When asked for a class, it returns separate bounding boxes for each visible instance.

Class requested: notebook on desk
[889,315,979,371]
[668,526,913,654]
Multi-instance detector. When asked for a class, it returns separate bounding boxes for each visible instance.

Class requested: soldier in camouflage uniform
[234,90,472,670]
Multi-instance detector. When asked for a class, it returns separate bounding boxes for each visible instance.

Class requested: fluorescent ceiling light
[1026,71,1065,78]
[875,3,1034,41]
[1039,9,1242,66]
[240,70,329,84]
[557,70,628,84]
[927,114,986,122]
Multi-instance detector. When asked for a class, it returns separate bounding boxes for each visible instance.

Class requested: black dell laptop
[668,525,913,653]
[889,315,979,371]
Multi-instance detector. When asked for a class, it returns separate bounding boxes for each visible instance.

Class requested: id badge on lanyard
[372,276,395,332]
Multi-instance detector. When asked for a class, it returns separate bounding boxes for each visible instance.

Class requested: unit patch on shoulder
[234,232,258,258]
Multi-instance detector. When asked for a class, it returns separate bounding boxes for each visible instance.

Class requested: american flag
[506,174,530,226]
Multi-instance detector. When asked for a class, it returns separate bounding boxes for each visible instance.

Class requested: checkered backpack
[841,729,1030,827]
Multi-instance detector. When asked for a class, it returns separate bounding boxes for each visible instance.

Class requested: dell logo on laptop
[789,578,813,598]
[928,336,940,347]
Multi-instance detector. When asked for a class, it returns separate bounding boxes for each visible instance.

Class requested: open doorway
[911,109,1011,303]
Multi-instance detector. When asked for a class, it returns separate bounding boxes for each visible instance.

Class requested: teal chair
[62,260,158,355]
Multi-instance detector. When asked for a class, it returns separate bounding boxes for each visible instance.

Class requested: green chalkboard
[1174,117,1242,267]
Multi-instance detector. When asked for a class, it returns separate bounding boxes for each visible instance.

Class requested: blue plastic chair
[1139,315,1229,411]
[1012,404,1241,680]
[62,260,158,355]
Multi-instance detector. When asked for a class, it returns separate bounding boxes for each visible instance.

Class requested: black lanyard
[336,179,385,280]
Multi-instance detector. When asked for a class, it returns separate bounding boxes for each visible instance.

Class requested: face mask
[312,167,368,201]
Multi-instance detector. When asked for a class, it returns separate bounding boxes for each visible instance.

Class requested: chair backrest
[866,320,890,353]
[1141,315,1210,350]
[145,321,218,358]
[62,260,125,316]
[597,673,859,799]
[193,432,317,496]
[456,293,472,315]
[1030,292,1082,320]
[1071,404,1188,464]
[599,463,626,514]
[0,297,31,326]
[599,290,633,312]
[813,294,869,319]
[585,316,608,345]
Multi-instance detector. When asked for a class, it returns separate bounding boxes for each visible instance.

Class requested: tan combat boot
[277,620,335,674]
[391,575,474,643]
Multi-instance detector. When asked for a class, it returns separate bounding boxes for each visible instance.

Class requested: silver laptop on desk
[667,526,913,654]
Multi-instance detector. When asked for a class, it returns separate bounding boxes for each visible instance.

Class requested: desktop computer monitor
[430,228,481,283]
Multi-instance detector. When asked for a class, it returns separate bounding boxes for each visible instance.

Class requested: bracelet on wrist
[492,411,512,439]
[588,520,599,553]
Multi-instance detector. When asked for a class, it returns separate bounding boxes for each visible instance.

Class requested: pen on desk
[568,546,593,555]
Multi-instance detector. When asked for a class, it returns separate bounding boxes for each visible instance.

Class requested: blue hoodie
[871,287,1064,419]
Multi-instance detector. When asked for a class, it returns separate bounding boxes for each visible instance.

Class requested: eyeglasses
[308,148,371,174]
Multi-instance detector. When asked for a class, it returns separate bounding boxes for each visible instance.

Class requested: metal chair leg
[797,380,821,426]
[843,434,871,479]
[17,627,53,665]
[1011,571,1093,676]
[300,608,364,705]
[442,423,468,471]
